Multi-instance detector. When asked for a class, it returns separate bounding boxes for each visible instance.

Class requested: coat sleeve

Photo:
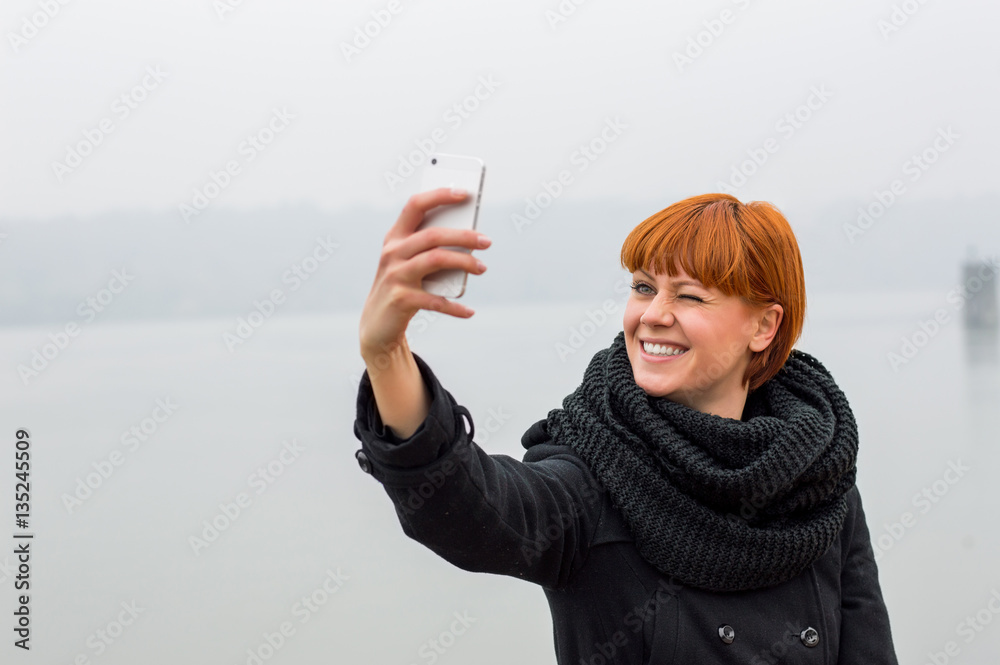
[351,350,604,589]
[837,485,900,664]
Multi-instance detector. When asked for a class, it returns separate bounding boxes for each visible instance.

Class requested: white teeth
[642,342,687,356]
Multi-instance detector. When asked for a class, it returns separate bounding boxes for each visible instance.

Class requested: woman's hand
[358,186,491,365]
[357,187,491,439]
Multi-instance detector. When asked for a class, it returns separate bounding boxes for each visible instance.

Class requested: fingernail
[476,260,487,272]
[451,187,468,197]
[477,235,492,247]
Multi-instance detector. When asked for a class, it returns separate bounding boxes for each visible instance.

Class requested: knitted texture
[531,330,859,592]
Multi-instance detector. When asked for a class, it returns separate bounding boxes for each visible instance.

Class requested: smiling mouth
[641,340,688,357]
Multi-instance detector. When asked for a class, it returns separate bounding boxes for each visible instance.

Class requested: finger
[388,187,470,241]
[385,282,475,320]
[418,291,475,319]
[391,225,491,262]
[395,247,486,286]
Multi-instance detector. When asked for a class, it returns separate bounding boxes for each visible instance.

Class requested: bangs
[620,194,755,302]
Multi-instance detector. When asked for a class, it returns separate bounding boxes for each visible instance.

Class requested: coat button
[800,627,819,647]
[355,450,372,474]
[718,624,735,644]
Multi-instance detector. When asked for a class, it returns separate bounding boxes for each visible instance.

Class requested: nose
[640,294,676,328]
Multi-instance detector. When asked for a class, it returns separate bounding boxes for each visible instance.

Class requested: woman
[353,189,899,663]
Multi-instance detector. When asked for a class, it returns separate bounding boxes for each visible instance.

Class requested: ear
[748,303,783,353]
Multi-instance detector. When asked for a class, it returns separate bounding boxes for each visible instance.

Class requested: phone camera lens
[431,158,437,165]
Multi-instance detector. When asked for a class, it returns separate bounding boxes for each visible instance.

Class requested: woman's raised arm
[353,194,604,588]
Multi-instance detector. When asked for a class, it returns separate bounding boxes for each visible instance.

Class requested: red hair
[619,193,806,393]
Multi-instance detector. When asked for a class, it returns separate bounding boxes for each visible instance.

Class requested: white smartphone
[416,153,486,298]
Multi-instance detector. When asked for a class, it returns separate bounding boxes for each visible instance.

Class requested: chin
[633,371,677,399]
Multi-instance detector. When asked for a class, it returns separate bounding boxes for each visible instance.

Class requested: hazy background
[1,1,999,663]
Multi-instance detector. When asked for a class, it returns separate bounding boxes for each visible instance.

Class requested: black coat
[353,351,899,664]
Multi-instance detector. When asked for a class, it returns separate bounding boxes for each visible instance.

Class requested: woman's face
[623,262,782,419]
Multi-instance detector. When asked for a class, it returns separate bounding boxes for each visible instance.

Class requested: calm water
[1,291,997,664]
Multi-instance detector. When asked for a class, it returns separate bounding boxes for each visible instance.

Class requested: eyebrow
[637,268,706,288]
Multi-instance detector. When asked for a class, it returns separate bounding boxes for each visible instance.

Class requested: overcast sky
[1,0,997,222]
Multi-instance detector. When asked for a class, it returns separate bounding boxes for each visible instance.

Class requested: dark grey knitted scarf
[531,330,858,592]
